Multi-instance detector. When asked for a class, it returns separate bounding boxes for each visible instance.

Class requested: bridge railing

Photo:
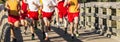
[80,2,120,38]
[0,4,8,41]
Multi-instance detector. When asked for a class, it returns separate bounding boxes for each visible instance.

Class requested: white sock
[45,33,48,37]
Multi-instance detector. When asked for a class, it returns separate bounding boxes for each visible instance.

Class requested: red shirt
[57,1,67,12]
[21,0,28,12]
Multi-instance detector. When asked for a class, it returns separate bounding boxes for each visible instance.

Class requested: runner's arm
[20,1,24,13]
[32,0,42,9]
[17,1,21,14]
[63,0,68,7]
[55,7,59,23]
[49,0,57,8]
[77,2,80,10]
[5,1,9,10]
[25,0,29,11]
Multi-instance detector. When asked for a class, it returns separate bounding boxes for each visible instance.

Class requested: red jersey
[57,0,67,12]
[21,0,28,12]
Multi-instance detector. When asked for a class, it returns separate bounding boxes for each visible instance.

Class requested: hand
[57,0,62,2]
[63,3,66,7]
[18,11,21,15]
[33,2,40,8]
[33,2,37,7]
[48,4,53,8]
[49,6,53,8]
[32,2,35,5]
[77,4,80,10]
[21,10,24,13]
[6,7,10,11]
[57,0,62,4]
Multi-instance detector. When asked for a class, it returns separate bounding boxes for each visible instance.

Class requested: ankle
[45,33,48,37]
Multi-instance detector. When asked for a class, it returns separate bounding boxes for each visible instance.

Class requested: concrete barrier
[0,4,7,41]
[80,2,120,40]
[0,4,4,11]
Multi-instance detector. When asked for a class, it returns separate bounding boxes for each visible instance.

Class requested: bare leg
[29,20,35,40]
[63,18,67,34]
[74,17,79,37]
[43,17,49,40]
[70,22,74,37]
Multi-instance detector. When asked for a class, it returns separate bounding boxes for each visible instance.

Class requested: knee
[70,23,73,27]
[47,21,50,26]
[44,21,48,26]
[59,18,62,22]
[24,20,28,26]
[14,21,20,27]
[74,17,78,24]
[8,22,13,26]
[43,17,48,26]
[20,20,24,25]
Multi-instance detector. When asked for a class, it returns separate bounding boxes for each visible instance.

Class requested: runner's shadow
[1,14,7,20]
[3,23,23,42]
[14,28,23,42]
[2,23,10,42]
[0,14,7,26]
[51,26,83,42]
[35,29,50,42]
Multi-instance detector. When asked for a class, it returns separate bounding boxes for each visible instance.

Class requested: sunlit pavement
[18,25,119,42]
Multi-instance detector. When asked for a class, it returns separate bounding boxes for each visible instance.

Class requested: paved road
[1,25,119,42]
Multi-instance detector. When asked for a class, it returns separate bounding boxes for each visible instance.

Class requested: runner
[20,0,28,35]
[56,0,68,34]
[38,0,44,32]
[67,0,80,38]
[42,0,57,40]
[26,0,41,40]
[5,0,20,41]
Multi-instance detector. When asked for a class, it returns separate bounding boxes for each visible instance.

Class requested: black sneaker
[71,36,74,39]
[43,32,45,39]
[31,34,35,40]
[34,27,39,31]
[12,38,17,42]
[64,28,67,34]
[48,27,51,31]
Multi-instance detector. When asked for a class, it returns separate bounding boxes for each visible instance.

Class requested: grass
[0,1,3,4]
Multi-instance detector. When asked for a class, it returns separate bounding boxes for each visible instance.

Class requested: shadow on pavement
[2,23,10,42]
[78,30,109,41]
[51,26,83,42]
[2,23,23,42]
[0,14,7,26]
[35,29,51,42]
[14,28,23,42]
